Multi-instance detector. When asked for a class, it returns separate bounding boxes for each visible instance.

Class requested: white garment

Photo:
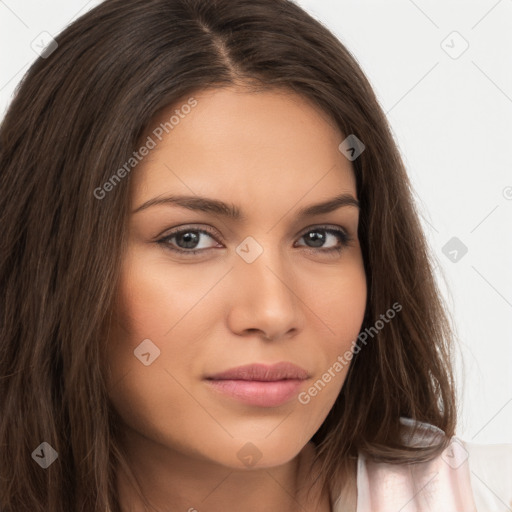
[332,418,512,511]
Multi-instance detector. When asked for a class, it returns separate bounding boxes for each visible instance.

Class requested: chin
[203,437,307,471]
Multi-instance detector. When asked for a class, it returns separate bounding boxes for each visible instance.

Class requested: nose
[226,244,304,341]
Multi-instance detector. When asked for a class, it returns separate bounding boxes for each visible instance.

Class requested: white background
[1,0,511,444]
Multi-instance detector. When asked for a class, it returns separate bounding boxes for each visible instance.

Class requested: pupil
[178,232,199,249]
[307,231,325,247]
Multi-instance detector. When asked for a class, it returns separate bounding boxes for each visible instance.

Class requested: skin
[105,86,366,512]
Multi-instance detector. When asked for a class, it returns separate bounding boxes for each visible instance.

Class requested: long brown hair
[0,0,457,510]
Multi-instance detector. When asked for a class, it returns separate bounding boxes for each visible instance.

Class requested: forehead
[131,86,357,212]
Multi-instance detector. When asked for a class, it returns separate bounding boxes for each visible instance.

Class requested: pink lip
[205,362,309,407]
[206,379,305,407]
[206,362,309,381]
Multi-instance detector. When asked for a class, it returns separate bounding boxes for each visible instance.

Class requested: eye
[156,224,354,257]
[156,226,221,255]
[295,225,353,255]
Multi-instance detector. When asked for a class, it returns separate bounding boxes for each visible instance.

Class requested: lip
[206,362,310,381]
[205,362,309,407]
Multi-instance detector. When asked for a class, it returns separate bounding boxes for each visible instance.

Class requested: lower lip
[205,379,304,407]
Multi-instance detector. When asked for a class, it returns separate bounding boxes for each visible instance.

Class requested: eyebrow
[132,192,360,219]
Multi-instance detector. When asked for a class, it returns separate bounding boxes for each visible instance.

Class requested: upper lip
[206,362,310,381]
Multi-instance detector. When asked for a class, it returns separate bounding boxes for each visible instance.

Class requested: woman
[0,0,510,510]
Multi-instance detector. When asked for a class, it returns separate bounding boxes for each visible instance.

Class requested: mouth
[204,362,309,407]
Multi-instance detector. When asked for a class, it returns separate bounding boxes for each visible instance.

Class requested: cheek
[311,262,366,377]
[104,267,200,447]
[115,255,179,335]
[104,249,217,423]
[307,254,367,350]
[292,255,367,412]
[111,247,214,344]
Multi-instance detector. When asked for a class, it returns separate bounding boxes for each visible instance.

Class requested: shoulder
[352,417,512,512]
[462,439,512,512]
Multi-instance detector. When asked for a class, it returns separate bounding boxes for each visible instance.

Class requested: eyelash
[156,225,353,257]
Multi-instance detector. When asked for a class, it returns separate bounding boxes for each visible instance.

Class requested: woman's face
[106,86,367,470]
